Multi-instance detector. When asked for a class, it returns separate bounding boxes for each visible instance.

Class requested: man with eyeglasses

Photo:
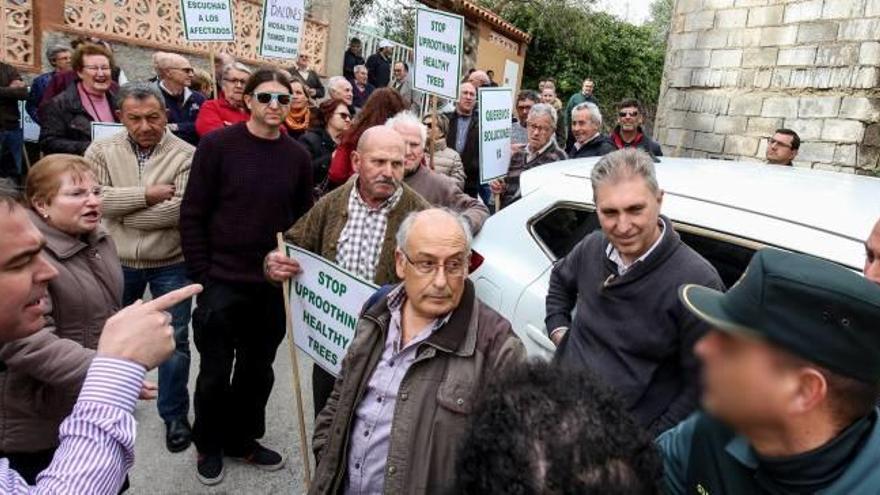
[609,98,663,157]
[490,102,567,209]
[307,208,524,495]
[291,53,324,99]
[512,90,539,147]
[264,126,430,425]
[766,128,799,166]
[181,69,314,485]
[154,53,204,145]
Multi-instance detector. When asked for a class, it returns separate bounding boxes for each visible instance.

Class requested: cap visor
[679,284,764,340]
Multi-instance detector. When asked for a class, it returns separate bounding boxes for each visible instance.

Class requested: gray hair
[590,149,659,202]
[528,103,557,128]
[386,111,427,147]
[116,82,165,110]
[395,208,474,255]
[354,64,367,74]
[328,75,349,90]
[0,178,21,211]
[222,62,252,79]
[46,45,70,65]
[572,101,602,128]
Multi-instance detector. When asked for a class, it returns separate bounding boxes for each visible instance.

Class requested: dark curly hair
[455,361,663,495]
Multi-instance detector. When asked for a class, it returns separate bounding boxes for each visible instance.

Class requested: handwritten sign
[90,123,125,142]
[19,101,39,143]
[413,6,464,100]
[258,0,305,60]
[180,0,235,41]
[478,87,514,183]
[284,245,378,376]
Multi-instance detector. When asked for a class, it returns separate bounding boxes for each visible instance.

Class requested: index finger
[143,284,203,311]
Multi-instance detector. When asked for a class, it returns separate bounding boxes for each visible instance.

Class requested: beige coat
[427,139,466,190]
[0,211,123,452]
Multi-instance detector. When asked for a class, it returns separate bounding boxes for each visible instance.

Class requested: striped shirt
[0,356,145,494]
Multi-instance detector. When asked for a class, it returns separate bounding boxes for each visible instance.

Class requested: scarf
[285,105,310,132]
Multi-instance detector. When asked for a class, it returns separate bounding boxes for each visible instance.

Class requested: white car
[469,157,880,359]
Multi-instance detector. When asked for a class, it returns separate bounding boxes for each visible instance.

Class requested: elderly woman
[283,77,314,139]
[0,154,125,484]
[541,86,567,146]
[490,103,567,209]
[422,112,465,190]
[38,43,118,156]
[299,98,351,196]
[195,62,252,137]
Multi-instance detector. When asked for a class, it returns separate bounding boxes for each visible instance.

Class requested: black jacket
[298,127,336,186]
[39,84,118,156]
[546,218,723,436]
[566,133,616,159]
[0,62,27,131]
[289,68,325,99]
[343,50,365,81]
[444,110,480,197]
[365,52,391,88]
[610,125,663,157]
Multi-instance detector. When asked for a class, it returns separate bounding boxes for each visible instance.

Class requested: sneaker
[196,453,224,485]
[228,443,286,471]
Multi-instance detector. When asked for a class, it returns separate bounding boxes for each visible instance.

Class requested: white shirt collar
[605,218,666,276]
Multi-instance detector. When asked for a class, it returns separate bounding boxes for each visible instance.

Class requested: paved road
[127,334,317,494]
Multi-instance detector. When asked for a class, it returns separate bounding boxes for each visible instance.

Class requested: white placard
[180,0,235,41]
[90,123,125,142]
[19,101,39,143]
[284,244,378,376]
[413,7,464,101]
[258,0,306,60]
[478,87,514,183]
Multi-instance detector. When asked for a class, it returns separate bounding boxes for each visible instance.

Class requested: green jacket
[658,410,880,494]
[284,176,430,285]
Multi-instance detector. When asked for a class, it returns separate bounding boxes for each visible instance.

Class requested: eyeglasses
[768,137,794,149]
[334,112,352,120]
[223,77,248,86]
[172,67,195,74]
[527,123,553,133]
[82,65,112,73]
[401,250,468,277]
[60,186,103,200]
[253,92,292,105]
[422,122,433,128]
[618,111,639,118]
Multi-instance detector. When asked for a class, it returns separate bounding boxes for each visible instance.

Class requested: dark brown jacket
[39,83,118,156]
[285,176,430,285]
[501,141,567,208]
[309,281,525,494]
[404,164,489,234]
[0,61,26,131]
[0,210,123,452]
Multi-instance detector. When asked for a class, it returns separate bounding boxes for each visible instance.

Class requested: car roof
[520,156,880,268]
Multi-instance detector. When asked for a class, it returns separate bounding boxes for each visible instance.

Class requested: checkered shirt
[336,180,403,282]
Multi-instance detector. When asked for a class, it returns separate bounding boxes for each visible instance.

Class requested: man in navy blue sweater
[156,53,205,146]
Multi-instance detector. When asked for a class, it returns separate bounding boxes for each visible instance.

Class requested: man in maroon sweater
[180,69,313,485]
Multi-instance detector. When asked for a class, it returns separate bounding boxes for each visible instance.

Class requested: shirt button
[377,396,383,403]
[355,462,361,470]
[363,430,369,437]
[400,392,408,401]
[456,398,464,406]
[388,465,396,475]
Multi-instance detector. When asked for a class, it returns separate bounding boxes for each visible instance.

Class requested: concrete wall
[654,0,880,173]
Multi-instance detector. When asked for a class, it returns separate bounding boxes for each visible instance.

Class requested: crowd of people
[0,33,875,495]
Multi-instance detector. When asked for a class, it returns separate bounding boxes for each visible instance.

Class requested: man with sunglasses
[609,98,663,157]
[181,69,314,485]
[306,208,524,495]
[766,128,799,166]
[155,53,205,145]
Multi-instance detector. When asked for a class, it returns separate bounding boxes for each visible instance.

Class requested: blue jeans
[123,263,192,423]
[0,129,23,176]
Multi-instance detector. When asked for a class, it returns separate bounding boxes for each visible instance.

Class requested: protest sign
[413,6,464,100]
[284,244,378,376]
[258,0,306,60]
[180,0,234,41]
[19,101,39,143]
[90,123,125,142]
[478,87,514,184]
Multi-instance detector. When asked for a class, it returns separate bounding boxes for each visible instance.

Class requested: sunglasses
[334,112,352,120]
[618,111,639,118]
[253,92,291,105]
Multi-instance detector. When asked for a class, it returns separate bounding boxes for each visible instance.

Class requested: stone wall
[654,0,880,173]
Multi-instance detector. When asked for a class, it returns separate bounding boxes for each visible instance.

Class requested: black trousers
[312,364,337,419]
[191,278,286,455]
[0,448,129,492]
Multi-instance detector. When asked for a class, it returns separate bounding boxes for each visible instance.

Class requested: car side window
[677,229,757,288]
[531,204,600,260]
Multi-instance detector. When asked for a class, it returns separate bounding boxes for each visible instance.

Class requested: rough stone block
[822,0,866,19]
[698,29,731,49]
[677,0,704,14]
[860,42,880,66]
[748,5,784,26]
[669,69,693,88]
[783,0,824,24]
[853,68,880,89]
[798,142,836,163]
[839,19,880,41]
[762,96,799,117]
[693,132,726,153]
[858,146,880,170]
[834,144,858,166]
[753,68,774,88]
[747,116,783,136]
[815,45,860,67]
[665,128,695,149]
[735,0,769,6]
[697,93,731,114]
[716,8,749,28]
[742,47,778,67]
[839,97,880,121]
[821,119,866,143]
[798,96,841,118]
[770,68,793,88]
[711,49,743,67]
[669,32,700,51]
[812,163,856,173]
[727,27,763,47]
[783,118,823,140]
[868,0,880,16]
[682,49,712,67]
[684,112,718,132]
[706,0,736,8]
[759,26,798,46]
[777,47,817,66]
[796,22,839,43]
[666,110,689,128]
[715,115,749,134]
[729,94,765,115]
[686,10,717,31]
[724,135,760,155]
[865,124,880,147]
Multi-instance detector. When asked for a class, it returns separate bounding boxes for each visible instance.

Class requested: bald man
[266,126,431,418]
[156,53,205,145]
[305,208,525,494]
[866,218,880,284]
